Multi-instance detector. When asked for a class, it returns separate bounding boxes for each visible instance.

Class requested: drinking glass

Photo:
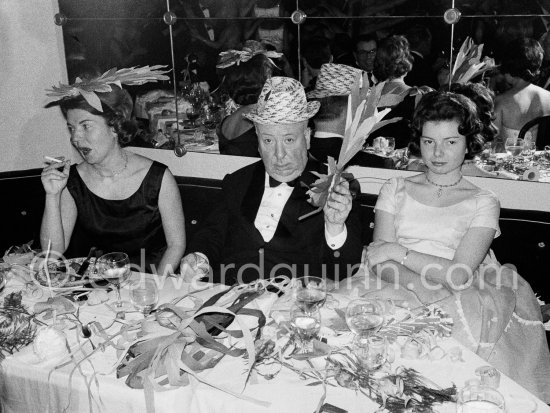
[290,304,321,354]
[385,137,396,156]
[456,382,505,413]
[346,299,385,338]
[504,137,524,157]
[522,140,536,159]
[186,106,200,128]
[353,333,387,371]
[293,276,327,314]
[98,252,131,312]
[130,278,159,315]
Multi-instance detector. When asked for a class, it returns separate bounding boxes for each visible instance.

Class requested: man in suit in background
[181,77,363,285]
[404,24,438,89]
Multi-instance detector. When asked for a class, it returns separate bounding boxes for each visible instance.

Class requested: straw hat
[244,76,320,125]
[306,63,363,99]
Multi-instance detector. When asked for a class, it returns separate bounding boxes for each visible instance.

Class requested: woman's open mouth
[78,147,91,157]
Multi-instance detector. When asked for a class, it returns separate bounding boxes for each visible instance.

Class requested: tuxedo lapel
[241,162,266,243]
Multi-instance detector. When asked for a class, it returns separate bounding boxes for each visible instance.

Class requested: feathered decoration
[216,40,283,69]
[299,73,401,220]
[46,65,170,112]
[451,37,497,85]
[0,292,39,361]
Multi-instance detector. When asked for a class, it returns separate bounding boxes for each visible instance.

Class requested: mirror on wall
[56,0,550,183]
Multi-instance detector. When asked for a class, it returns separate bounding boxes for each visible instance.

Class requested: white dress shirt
[254,173,347,249]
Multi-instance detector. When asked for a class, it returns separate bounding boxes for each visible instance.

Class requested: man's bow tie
[269,176,299,188]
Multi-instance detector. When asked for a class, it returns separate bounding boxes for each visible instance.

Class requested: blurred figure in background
[216,41,281,157]
[353,34,378,85]
[495,37,550,149]
[404,24,438,89]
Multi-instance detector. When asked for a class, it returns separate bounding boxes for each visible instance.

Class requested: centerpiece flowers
[299,73,401,220]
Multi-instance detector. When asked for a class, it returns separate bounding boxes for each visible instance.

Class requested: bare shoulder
[127,151,153,173]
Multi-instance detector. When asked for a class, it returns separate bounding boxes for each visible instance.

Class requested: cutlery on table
[76,247,96,277]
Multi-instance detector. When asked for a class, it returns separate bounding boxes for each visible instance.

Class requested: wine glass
[186,106,200,128]
[505,137,524,157]
[345,298,385,338]
[290,304,321,354]
[293,276,327,315]
[130,278,158,315]
[456,382,505,413]
[98,252,131,312]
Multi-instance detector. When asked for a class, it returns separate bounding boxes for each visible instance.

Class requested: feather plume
[300,74,401,220]
[451,37,497,84]
[46,65,170,111]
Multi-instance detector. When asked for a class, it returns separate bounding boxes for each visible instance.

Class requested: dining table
[1,261,549,413]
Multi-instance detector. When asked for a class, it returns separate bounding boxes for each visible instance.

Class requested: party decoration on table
[3,240,36,266]
[46,65,170,112]
[33,326,69,361]
[33,296,76,319]
[113,284,271,413]
[299,74,400,220]
[381,305,454,343]
[450,37,497,85]
[216,40,283,69]
[325,354,457,412]
[0,291,39,361]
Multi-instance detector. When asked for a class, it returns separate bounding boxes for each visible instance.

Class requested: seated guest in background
[450,82,500,178]
[301,37,334,92]
[41,68,185,276]
[373,35,413,110]
[495,37,550,149]
[367,35,432,150]
[216,41,281,157]
[307,63,362,164]
[307,63,394,169]
[404,24,438,89]
[181,77,363,285]
[342,91,550,401]
[353,34,378,86]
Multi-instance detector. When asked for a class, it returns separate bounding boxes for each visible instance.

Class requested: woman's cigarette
[44,156,64,163]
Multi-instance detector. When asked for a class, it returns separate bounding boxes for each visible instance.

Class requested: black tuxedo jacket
[188,160,363,284]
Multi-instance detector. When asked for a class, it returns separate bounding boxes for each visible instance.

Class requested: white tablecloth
[1,272,548,413]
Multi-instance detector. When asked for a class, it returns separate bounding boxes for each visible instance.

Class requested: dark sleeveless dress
[65,161,167,272]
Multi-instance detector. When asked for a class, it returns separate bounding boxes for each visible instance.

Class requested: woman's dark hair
[373,35,413,81]
[449,82,498,143]
[500,37,543,82]
[222,54,272,106]
[409,91,484,160]
[59,87,137,146]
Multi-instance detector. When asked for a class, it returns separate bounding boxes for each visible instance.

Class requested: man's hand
[324,179,352,235]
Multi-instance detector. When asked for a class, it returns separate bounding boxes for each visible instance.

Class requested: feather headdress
[451,37,497,84]
[45,65,170,112]
[216,40,282,69]
[299,74,401,220]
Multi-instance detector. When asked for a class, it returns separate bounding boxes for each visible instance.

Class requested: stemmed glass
[505,137,524,157]
[186,105,201,128]
[290,304,321,354]
[98,252,132,312]
[345,298,385,338]
[130,278,159,315]
[293,276,327,315]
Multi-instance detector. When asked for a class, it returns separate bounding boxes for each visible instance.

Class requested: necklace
[93,151,128,178]
[425,173,462,198]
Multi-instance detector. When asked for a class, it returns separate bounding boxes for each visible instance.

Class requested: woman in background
[41,71,185,276]
[216,41,280,157]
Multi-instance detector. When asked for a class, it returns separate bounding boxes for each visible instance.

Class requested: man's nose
[274,142,287,160]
